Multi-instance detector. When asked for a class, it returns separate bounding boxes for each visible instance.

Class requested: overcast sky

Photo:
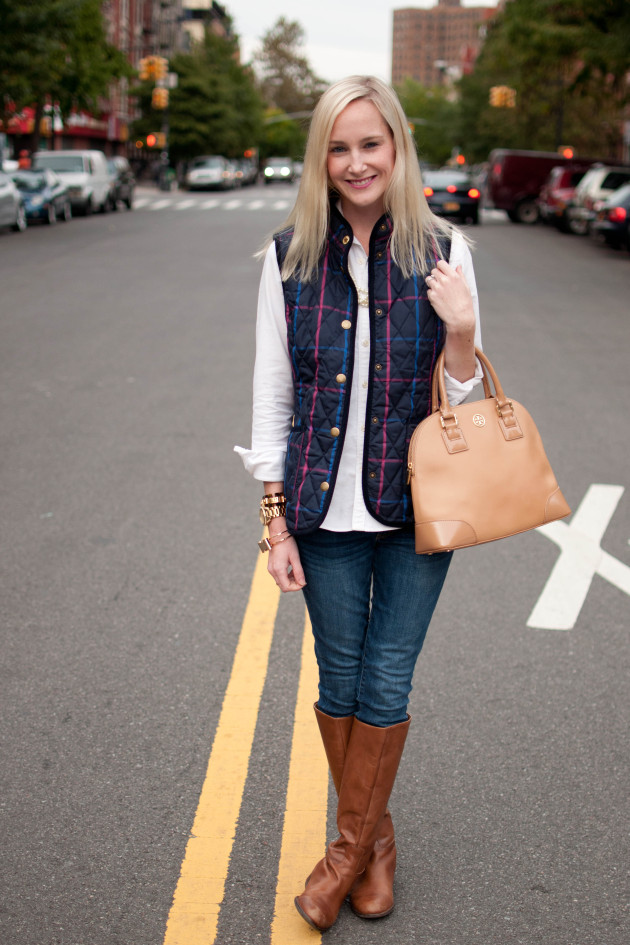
[229,1,498,84]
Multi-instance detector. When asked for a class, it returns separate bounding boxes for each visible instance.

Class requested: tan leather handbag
[408,348,570,554]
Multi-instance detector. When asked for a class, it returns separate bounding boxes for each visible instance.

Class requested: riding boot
[314,704,398,918]
[295,715,410,932]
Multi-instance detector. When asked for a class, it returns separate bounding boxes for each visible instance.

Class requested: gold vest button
[375,363,382,371]
[336,373,346,383]
[341,319,351,329]
[375,308,383,317]
[369,471,376,479]
[372,416,379,424]
[342,235,350,245]
[320,481,330,491]
[330,427,340,437]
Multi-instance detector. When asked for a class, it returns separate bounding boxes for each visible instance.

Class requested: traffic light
[489,85,516,108]
[152,87,169,109]
[146,133,158,148]
[154,57,168,80]
[139,57,150,81]
[559,145,575,159]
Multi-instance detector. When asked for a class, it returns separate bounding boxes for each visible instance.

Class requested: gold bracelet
[258,530,293,553]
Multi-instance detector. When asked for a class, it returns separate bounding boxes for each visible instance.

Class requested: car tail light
[468,188,481,199]
[608,206,627,223]
[446,185,457,193]
[424,186,434,197]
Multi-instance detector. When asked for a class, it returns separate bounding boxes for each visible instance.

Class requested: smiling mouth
[346,176,376,189]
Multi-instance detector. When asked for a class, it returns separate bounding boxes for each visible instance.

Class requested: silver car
[0,170,27,231]
[184,156,234,191]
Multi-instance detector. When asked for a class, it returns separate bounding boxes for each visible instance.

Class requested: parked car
[32,149,111,215]
[263,157,296,184]
[0,170,27,231]
[184,155,234,191]
[12,169,72,224]
[107,157,135,210]
[486,149,577,224]
[537,163,594,232]
[423,168,481,225]
[590,182,630,251]
[566,164,630,235]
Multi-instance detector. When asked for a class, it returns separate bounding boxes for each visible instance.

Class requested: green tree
[258,109,307,162]
[133,26,263,164]
[0,0,131,152]
[253,17,326,114]
[395,79,461,167]
[457,0,630,163]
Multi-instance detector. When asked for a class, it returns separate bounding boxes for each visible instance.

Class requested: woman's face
[327,98,396,221]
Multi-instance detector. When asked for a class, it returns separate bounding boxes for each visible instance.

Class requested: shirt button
[341,319,351,329]
[330,427,340,437]
[362,339,369,347]
[360,424,365,433]
[362,381,368,389]
[336,373,346,384]
[342,235,350,245]
[320,481,330,491]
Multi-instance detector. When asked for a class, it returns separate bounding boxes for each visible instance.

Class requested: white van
[32,149,111,215]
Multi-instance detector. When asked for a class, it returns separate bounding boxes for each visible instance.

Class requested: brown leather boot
[295,716,410,932]
[314,705,398,919]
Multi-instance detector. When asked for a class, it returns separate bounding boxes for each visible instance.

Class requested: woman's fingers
[267,539,306,593]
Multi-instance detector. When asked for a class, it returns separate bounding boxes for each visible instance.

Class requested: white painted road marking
[528,484,629,630]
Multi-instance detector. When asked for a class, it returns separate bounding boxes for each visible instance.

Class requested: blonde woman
[236,75,482,931]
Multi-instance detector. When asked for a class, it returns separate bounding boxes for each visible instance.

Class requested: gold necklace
[348,261,369,308]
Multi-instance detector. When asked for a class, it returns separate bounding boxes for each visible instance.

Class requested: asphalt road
[1,183,629,945]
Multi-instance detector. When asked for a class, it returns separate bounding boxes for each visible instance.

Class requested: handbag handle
[430,347,523,444]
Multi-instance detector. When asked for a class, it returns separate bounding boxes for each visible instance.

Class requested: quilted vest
[275,202,450,534]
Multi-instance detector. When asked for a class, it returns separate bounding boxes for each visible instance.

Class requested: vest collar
[328,199,393,255]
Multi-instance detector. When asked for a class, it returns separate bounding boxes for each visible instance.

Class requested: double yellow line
[163,552,328,944]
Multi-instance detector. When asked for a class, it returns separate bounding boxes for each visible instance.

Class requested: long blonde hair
[265,75,453,281]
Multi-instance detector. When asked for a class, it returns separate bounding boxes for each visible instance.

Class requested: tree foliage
[132,26,263,164]
[253,17,326,115]
[457,0,630,163]
[0,0,132,150]
[395,79,460,167]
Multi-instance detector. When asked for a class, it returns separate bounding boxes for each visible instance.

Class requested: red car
[538,163,594,232]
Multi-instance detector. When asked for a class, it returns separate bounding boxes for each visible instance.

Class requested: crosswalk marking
[148,198,173,210]
[201,198,220,209]
[174,199,197,210]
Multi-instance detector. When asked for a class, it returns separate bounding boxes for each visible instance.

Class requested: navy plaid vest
[276,204,450,534]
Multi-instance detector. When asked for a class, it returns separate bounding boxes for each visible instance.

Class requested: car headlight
[280,167,290,176]
[264,167,274,177]
[30,196,44,207]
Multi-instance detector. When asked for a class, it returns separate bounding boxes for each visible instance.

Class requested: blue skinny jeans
[296,528,452,727]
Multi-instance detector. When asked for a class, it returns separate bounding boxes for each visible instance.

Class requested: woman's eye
[330,146,345,153]
[364,141,378,149]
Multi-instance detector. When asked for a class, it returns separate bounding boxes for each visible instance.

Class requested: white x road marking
[527,484,629,630]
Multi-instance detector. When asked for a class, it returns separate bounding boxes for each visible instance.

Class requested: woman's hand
[267,532,306,593]
[426,259,476,382]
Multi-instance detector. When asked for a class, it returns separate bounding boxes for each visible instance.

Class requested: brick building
[392,0,498,88]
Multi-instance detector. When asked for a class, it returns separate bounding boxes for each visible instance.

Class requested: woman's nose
[348,149,366,173]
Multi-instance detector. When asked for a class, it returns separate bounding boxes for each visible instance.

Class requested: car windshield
[602,171,630,190]
[34,155,84,172]
[13,172,46,191]
[423,170,470,188]
[267,158,292,166]
[193,157,223,168]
